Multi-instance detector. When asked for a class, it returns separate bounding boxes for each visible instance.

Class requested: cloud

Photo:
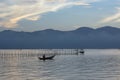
[100,7,120,23]
[115,19,120,22]
[0,0,100,28]
[26,15,40,21]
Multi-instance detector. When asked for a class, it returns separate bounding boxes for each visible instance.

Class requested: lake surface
[0,49,120,80]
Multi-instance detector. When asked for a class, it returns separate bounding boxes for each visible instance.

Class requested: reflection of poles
[52,49,57,55]
[75,49,79,55]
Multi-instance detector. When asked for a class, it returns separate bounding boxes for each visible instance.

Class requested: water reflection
[0,56,21,80]
[0,49,120,80]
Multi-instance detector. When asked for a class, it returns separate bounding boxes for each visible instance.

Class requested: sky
[0,0,120,31]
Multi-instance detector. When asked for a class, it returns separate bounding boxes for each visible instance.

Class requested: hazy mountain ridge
[0,26,120,49]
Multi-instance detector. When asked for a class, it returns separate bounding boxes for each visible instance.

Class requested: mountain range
[0,26,120,49]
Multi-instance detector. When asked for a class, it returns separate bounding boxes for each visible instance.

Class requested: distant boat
[38,54,55,60]
[75,49,85,55]
[80,49,84,54]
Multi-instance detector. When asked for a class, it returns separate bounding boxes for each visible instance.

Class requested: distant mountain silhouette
[0,26,120,49]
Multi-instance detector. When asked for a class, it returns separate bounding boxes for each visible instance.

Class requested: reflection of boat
[38,54,55,60]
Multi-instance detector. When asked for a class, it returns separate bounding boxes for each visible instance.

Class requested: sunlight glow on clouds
[100,7,120,23]
[0,0,100,28]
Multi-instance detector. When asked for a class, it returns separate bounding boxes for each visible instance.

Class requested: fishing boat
[38,54,55,60]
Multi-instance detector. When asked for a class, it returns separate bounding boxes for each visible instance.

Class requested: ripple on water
[0,49,120,80]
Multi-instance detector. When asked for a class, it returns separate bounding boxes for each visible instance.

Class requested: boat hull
[38,55,55,60]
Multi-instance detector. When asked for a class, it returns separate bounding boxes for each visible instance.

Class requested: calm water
[0,49,120,80]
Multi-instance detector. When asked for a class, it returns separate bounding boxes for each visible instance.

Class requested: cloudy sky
[0,0,120,31]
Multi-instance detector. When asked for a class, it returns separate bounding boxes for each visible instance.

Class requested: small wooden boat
[38,54,55,60]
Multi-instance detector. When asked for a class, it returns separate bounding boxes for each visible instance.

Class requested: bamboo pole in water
[0,49,84,57]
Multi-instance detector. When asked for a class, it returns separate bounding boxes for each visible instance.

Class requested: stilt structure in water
[0,49,85,57]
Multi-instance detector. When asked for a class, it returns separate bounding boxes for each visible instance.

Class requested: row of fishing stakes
[0,49,81,57]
